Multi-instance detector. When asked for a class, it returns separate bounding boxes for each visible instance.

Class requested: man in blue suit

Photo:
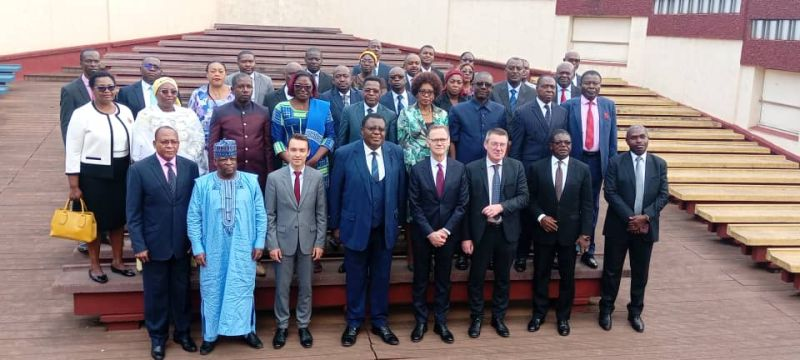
[329,113,406,347]
[563,70,618,269]
[379,67,416,115]
[126,126,200,360]
[319,65,363,138]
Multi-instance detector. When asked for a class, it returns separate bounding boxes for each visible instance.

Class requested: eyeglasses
[293,84,312,91]
[474,82,492,88]
[551,140,572,145]
[364,126,385,132]
[143,63,161,71]
[159,89,178,95]
[95,85,116,92]
[417,89,435,96]
[389,75,404,80]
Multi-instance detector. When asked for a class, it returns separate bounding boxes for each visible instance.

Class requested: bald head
[284,62,303,78]
[388,66,406,92]
[367,39,382,56]
[563,51,581,72]
[332,65,352,92]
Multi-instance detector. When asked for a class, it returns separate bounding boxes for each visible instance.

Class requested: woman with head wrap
[434,68,470,113]
[352,50,378,90]
[132,77,208,173]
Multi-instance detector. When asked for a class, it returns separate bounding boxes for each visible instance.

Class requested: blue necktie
[491,164,501,204]
[509,89,518,110]
[396,94,404,114]
[371,151,379,181]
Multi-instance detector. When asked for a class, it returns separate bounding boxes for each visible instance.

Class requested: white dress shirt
[249,72,257,101]
[364,143,385,181]
[536,97,551,119]
[557,84,572,105]
[630,151,647,170]
[289,165,305,197]
[537,156,570,222]
[363,102,378,116]
[393,89,409,110]
[141,80,154,108]
[430,156,447,184]
[508,83,522,103]
[284,86,294,101]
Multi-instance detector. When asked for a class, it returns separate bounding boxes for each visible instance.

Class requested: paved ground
[1,81,799,359]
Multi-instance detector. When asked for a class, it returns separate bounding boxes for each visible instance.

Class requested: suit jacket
[556,84,581,106]
[226,71,275,105]
[319,88,364,137]
[126,154,200,261]
[463,157,529,245]
[59,77,92,144]
[352,62,392,82]
[315,71,334,94]
[263,86,288,115]
[409,157,469,237]
[509,99,568,166]
[422,67,445,84]
[116,80,146,119]
[338,102,397,146]
[265,166,327,256]
[329,141,407,251]
[490,80,536,129]
[527,157,593,246]
[379,90,416,115]
[563,95,618,178]
[603,152,669,242]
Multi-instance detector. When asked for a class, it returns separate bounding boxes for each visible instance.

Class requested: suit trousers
[344,227,393,328]
[411,231,455,325]
[532,242,577,321]
[142,255,192,345]
[516,207,536,260]
[273,242,313,329]
[584,154,603,255]
[599,234,654,316]
[468,225,515,320]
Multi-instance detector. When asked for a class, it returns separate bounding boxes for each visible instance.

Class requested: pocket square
[604,112,610,120]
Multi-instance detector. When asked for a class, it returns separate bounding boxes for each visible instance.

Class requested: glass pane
[792,20,800,41]
[732,0,741,13]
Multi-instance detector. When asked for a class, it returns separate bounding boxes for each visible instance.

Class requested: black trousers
[468,225,515,320]
[599,235,654,316]
[411,231,455,324]
[515,208,535,260]
[532,242,576,321]
[142,255,192,345]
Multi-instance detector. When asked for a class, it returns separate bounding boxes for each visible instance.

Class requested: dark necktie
[544,103,551,126]
[396,94,404,114]
[371,151,379,181]
[367,107,374,115]
[435,163,444,198]
[165,162,176,194]
[293,171,301,204]
[555,160,564,201]
[509,89,518,110]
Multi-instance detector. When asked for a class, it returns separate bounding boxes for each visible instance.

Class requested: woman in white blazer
[65,71,135,283]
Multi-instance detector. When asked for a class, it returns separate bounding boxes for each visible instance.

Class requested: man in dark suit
[526,129,593,337]
[510,75,568,272]
[491,57,536,130]
[555,62,580,106]
[419,45,445,83]
[408,125,468,344]
[60,48,99,144]
[599,125,669,333]
[564,51,582,88]
[329,113,406,347]
[338,76,396,146]
[305,47,333,94]
[116,56,162,119]
[319,65,363,138]
[352,39,391,82]
[563,70,618,269]
[403,54,422,92]
[225,50,275,106]
[263,62,303,114]
[462,128,529,339]
[126,126,200,360]
[379,67,416,115]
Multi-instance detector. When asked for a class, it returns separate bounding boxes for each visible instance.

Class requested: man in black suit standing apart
[526,129,592,336]
[60,48,100,144]
[304,47,333,94]
[509,75,568,272]
[491,57,536,130]
[126,126,200,360]
[408,125,468,344]
[599,125,669,333]
[462,128,529,339]
[117,56,162,119]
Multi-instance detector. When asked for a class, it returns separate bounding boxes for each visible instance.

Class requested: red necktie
[560,88,567,104]
[293,171,301,204]
[585,101,595,150]
[435,163,444,198]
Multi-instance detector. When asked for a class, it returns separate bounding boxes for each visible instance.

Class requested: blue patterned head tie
[213,139,237,160]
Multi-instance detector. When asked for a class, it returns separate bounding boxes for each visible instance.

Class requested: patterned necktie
[544,103,551,126]
[555,160,564,201]
[634,156,645,214]
[585,101,595,150]
[396,94,404,114]
[367,107,374,114]
[560,88,567,104]
[343,92,350,107]
[509,89,518,110]
[371,151,379,181]
[293,171,301,204]
[165,162,176,194]
[491,164,501,204]
[435,163,444,198]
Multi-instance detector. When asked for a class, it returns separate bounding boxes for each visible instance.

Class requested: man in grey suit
[491,57,536,130]
[60,48,100,144]
[305,47,333,94]
[226,50,275,106]
[266,133,327,349]
[338,76,397,146]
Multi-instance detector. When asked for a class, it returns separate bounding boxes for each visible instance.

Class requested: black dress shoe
[338,262,346,273]
[433,323,454,344]
[173,336,197,352]
[468,317,482,338]
[199,341,215,355]
[110,265,136,277]
[599,313,612,331]
[581,253,599,269]
[243,332,263,349]
[298,327,313,348]
[527,317,544,332]
[77,243,89,255]
[88,269,108,284]
[151,344,165,360]
[557,320,570,336]
[455,254,469,270]
[513,258,527,272]
[371,326,399,345]
[272,328,288,349]
[341,326,359,347]
[410,322,427,342]
[491,318,510,337]
[314,260,323,273]
[628,315,645,333]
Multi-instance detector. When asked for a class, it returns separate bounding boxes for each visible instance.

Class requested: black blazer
[527,157,593,246]
[316,71,334,94]
[509,100,568,167]
[59,77,91,144]
[126,154,200,261]
[116,81,146,119]
[463,157,529,244]
[603,152,670,242]
[409,157,469,237]
[263,86,289,115]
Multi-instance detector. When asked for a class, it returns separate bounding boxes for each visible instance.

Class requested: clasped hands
[427,228,449,247]
[627,214,649,235]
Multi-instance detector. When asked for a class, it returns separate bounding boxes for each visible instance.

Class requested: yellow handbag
[49,198,97,243]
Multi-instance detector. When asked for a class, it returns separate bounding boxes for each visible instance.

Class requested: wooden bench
[671,184,800,214]
[694,204,800,238]
[618,140,770,154]
[618,116,719,128]
[727,224,800,263]
[617,105,702,116]
[658,153,797,169]
[669,168,800,185]
[766,248,800,291]
[605,96,677,106]
[617,128,743,140]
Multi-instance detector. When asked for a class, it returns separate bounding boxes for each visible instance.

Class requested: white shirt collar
[430,156,447,169]
[552,156,569,167]
[486,157,503,168]
[364,142,383,157]
[509,82,522,93]
[364,102,378,114]
[288,165,305,176]
[284,86,294,100]
[631,151,647,161]
[536,97,550,109]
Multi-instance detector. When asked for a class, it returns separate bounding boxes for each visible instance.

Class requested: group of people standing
[59,42,669,360]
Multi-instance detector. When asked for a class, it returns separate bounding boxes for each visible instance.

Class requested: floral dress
[396,103,448,170]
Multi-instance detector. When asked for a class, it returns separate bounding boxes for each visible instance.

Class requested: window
[759,70,800,135]
[570,17,631,64]
[751,19,800,41]
[653,0,741,15]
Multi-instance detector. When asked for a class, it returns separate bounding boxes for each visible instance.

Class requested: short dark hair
[205,61,226,73]
[549,129,571,143]
[420,45,435,52]
[287,71,318,98]
[88,70,115,88]
[236,50,255,60]
[231,72,251,88]
[361,112,386,128]
[80,48,98,61]
[305,47,322,56]
[484,128,508,141]
[581,70,603,83]
[537,74,556,85]
[363,75,384,89]
[460,51,474,59]
[288,133,310,148]
[411,72,443,97]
